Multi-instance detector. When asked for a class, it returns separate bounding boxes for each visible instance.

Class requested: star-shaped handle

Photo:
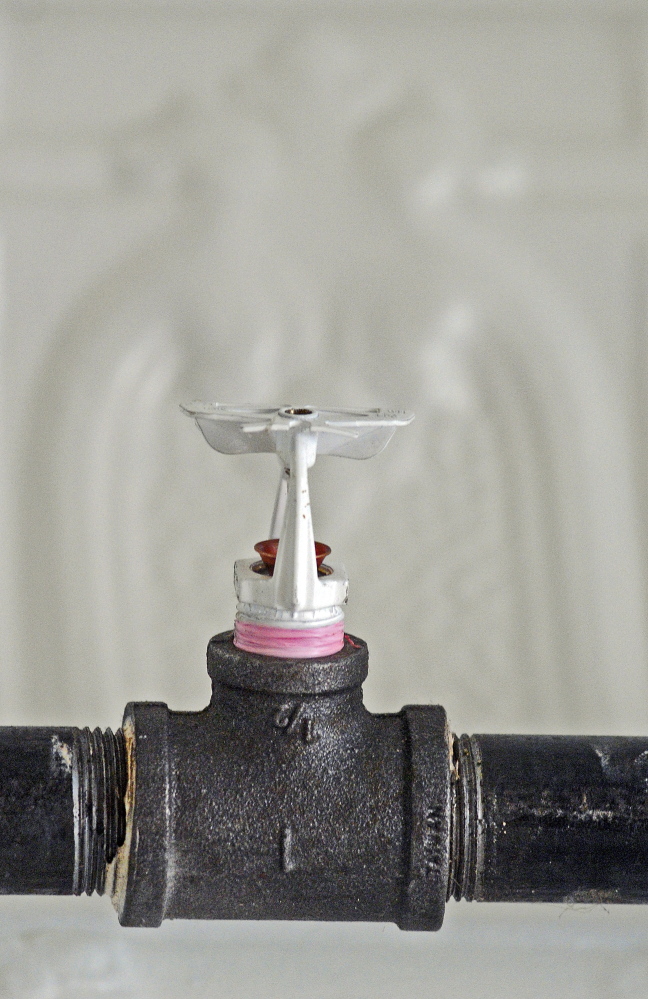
[182,403,413,619]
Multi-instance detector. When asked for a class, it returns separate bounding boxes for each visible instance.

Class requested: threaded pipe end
[73,727,127,896]
[447,733,483,902]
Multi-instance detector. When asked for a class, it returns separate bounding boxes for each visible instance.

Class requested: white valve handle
[181,403,414,655]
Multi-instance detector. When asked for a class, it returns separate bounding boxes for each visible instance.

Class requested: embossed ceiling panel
[2,12,646,736]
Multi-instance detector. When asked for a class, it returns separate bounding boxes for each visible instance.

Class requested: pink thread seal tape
[234,619,345,659]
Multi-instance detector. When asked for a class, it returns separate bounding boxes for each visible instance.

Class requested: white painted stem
[273,429,319,611]
[269,462,289,539]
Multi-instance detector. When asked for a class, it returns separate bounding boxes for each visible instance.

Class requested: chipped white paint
[50,735,73,774]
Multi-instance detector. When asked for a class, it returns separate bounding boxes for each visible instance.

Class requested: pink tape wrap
[234,619,345,658]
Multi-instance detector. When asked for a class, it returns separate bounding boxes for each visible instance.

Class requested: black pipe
[0,726,126,896]
[2,636,648,930]
[452,733,648,905]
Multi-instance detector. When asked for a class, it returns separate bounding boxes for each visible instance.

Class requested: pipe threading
[73,727,127,896]
[447,734,483,902]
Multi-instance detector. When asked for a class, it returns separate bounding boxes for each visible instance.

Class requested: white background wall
[1,1,648,995]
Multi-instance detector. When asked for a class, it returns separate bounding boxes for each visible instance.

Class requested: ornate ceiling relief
[10,18,648,737]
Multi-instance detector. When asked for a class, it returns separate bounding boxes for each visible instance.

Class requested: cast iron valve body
[117,634,449,928]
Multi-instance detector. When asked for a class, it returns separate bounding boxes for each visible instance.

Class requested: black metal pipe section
[451,733,648,906]
[0,726,126,896]
[3,635,648,930]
